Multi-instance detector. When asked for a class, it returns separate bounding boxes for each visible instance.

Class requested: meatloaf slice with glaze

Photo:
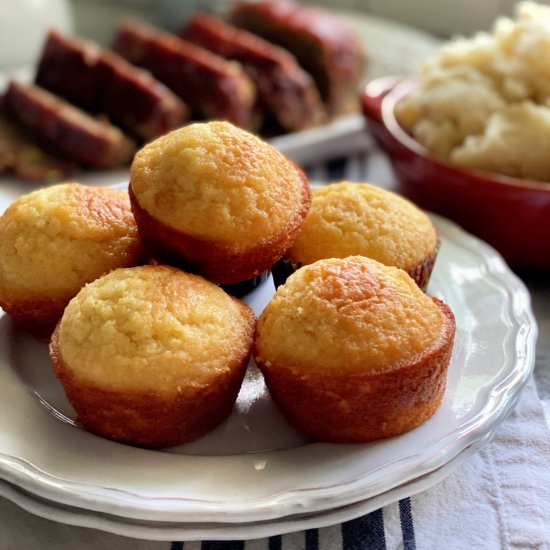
[180,11,325,134]
[231,0,366,117]
[112,18,257,129]
[35,30,189,141]
[96,49,190,141]
[3,81,135,169]
[35,30,102,111]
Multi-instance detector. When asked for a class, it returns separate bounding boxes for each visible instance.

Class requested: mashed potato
[396,1,550,181]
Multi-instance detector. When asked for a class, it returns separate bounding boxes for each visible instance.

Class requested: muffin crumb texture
[287,181,437,271]
[256,257,445,374]
[0,183,141,297]
[129,120,310,284]
[131,121,308,247]
[0,182,143,339]
[57,265,254,393]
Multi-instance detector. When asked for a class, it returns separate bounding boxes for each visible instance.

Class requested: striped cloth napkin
[1,149,550,549]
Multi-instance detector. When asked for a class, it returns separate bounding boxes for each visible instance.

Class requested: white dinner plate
[0,212,537,526]
[0,439,486,541]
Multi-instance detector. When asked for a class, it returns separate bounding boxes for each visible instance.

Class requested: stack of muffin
[0,121,455,448]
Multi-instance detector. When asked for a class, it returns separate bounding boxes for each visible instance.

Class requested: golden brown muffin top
[130,121,309,249]
[254,256,446,374]
[56,265,255,393]
[286,182,437,270]
[0,183,142,300]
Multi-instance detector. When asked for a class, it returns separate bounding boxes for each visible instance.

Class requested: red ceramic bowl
[362,76,550,272]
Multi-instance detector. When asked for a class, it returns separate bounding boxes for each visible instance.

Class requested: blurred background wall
[67,0,548,45]
[3,0,549,69]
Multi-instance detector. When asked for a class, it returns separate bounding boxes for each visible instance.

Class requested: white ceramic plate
[0,439,484,541]
[0,213,537,526]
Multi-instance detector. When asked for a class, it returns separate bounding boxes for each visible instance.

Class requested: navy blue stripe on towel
[399,498,416,550]
[342,509,386,550]
[201,542,244,550]
[305,528,319,550]
[170,543,183,550]
[269,535,283,550]
[325,157,348,181]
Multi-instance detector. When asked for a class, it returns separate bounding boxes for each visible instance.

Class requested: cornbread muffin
[0,183,144,340]
[129,121,311,284]
[49,265,255,448]
[274,182,439,290]
[254,256,456,443]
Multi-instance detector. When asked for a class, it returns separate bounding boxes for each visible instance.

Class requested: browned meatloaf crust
[180,11,325,133]
[3,81,135,169]
[112,18,257,129]
[231,0,365,117]
[35,30,189,141]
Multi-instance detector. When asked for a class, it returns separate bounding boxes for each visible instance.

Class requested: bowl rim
[378,77,550,193]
